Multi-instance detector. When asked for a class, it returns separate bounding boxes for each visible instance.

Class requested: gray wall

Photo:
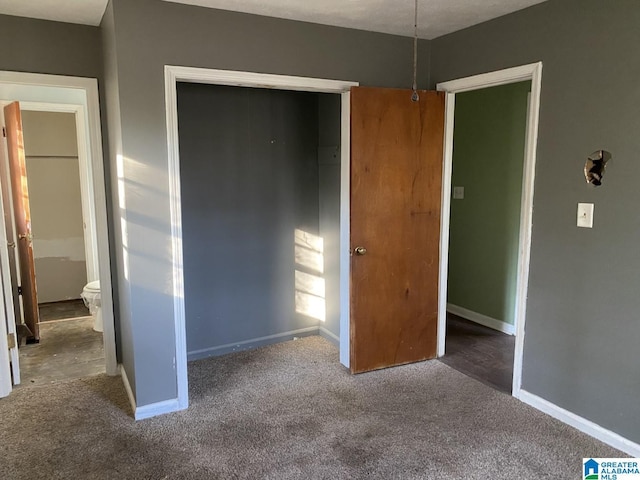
[22,111,87,303]
[318,94,342,340]
[431,0,640,442]
[100,0,133,393]
[0,14,102,78]
[104,0,429,407]
[177,83,322,357]
[0,13,120,362]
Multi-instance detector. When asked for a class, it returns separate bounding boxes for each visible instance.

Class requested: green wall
[447,81,530,325]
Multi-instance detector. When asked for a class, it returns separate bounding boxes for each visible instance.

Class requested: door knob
[354,246,367,256]
[18,233,32,242]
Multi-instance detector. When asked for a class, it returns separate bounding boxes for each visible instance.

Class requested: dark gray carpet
[0,336,623,479]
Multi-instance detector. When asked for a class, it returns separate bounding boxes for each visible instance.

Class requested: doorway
[177,83,344,362]
[10,108,104,384]
[441,81,530,393]
[436,63,543,398]
[164,67,357,410]
[0,72,116,398]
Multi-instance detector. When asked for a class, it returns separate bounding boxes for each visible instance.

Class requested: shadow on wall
[115,152,181,406]
[116,153,180,296]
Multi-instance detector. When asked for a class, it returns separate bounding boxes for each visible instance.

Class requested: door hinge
[17,286,22,295]
[2,127,5,138]
[7,333,16,349]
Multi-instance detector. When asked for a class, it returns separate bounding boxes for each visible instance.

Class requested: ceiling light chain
[411,0,419,102]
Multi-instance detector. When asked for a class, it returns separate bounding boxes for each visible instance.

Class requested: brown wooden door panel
[4,102,39,342]
[350,87,444,373]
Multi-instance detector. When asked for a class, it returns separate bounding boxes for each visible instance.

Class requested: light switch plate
[453,186,464,200]
[577,203,594,228]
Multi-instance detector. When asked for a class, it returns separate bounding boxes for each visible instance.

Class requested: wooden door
[0,118,21,384]
[0,108,23,343]
[3,102,39,342]
[350,87,444,373]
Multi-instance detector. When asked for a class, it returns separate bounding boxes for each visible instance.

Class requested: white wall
[22,110,87,303]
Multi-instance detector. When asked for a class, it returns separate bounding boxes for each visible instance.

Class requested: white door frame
[0,240,12,396]
[0,71,117,377]
[436,62,543,398]
[164,65,358,410]
[0,107,20,390]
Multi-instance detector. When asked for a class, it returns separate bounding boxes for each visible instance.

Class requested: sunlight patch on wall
[294,229,325,321]
[117,154,129,280]
[294,228,324,274]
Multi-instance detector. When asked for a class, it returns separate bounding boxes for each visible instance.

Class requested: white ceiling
[0,0,547,39]
[0,0,108,26]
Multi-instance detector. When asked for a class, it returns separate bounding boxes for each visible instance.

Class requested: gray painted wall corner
[103,0,437,408]
[431,0,640,443]
[100,0,137,399]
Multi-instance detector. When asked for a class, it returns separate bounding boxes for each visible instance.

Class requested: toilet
[81,281,102,333]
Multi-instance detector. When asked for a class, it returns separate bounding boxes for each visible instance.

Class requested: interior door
[0,276,12,396]
[3,102,39,342]
[0,108,23,335]
[350,87,444,373]
[0,108,20,385]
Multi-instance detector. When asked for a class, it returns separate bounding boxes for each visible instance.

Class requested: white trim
[519,390,640,457]
[338,90,351,368]
[164,67,188,411]
[0,245,11,396]
[0,71,117,377]
[164,66,358,412]
[319,326,340,346]
[436,63,538,94]
[512,64,542,397]
[135,398,182,422]
[121,364,180,421]
[437,93,455,358]
[120,364,136,417]
[0,107,19,388]
[166,66,358,94]
[447,303,515,335]
[436,62,543,400]
[187,327,320,361]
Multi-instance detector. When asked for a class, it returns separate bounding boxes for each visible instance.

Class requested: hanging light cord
[411,0,419,102]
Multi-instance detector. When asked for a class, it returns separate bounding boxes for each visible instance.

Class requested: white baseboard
[119,365,136,417]
[447,303,515,335]
[187,326,320,361]
[519,390,640,457]
[120,364,185,421]
[319,326,340,346]
[135,398,183,421]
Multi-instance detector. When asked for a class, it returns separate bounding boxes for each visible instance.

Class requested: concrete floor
[17,316,105,387]
[39,299,90,322]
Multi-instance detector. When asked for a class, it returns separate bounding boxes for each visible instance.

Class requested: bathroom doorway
[7,108,104,384]
[0,71,116,397]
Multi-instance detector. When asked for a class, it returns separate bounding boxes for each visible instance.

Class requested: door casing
[0,71,117,382]
[164,66,358,414]
[436,62,543,399]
